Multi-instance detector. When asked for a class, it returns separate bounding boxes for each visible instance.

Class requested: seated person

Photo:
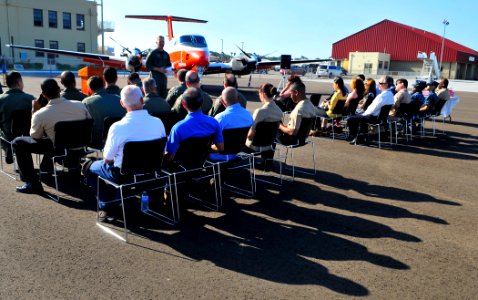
[59,71,87,101]
[165,69,187,107]
[356,78,377,114]
[419,81,439,116]
[171,71,213,119]
[209,87,253,162]
[244,83,283,167]
[85,85,166,221]
[343,77,364,115]
[436,78,451,101]
[82,76,126,148]
[410,81,426,106]
[277,81,318,145]
[13,79,91,194]
[209,74,247,117]
[346,75,394,145]
[314,76,347,132]
[127,72,143,94]
[0,71,35,164]
[165,87,223,164]
[275,74,302,112]
[389,78,412,118]
[103,67,121,96]
[142,77,171,115]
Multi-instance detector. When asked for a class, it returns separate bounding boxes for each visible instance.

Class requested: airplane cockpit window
[179,35,207,48]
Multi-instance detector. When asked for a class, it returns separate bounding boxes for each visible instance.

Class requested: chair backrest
[174,135,213,169]
[331,99,346,115]
[310,94,322,106]
[343,96,361,116]
[153,111,179,135]
[251,121,280,147]
[54,118,93,149]
[221,127,249,155]
[296,117,314,145]
[10,109,31,137]
[430,98,447,115]
[121,137,167,175]
[395,102,412,118]
[377,105,392,123]
[103,116,122,140]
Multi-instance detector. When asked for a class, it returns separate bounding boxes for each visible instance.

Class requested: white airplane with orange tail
[7,15,330,76]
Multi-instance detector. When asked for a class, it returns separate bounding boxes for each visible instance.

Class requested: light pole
[439,19,449,71]
[241,42,244,51]
[220,38,223,61]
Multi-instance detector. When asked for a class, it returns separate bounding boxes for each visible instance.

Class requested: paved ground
[0,74,477,299]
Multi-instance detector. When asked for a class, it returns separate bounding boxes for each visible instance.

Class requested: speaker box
[280,54,291,69]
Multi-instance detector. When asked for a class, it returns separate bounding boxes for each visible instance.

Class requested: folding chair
[212,127,254,197]
[365,104,392,149]
[275,117,316,181]
[246,121,282,188]
[424,98,448,135]
[43,118,94,201]
[0,109,31,179]
[165,135,221,220]
[323,99,346,140]
[96,137,172,242]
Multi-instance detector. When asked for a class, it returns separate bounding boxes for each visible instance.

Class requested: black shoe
[5,153,14,164]
[16,182,44,194]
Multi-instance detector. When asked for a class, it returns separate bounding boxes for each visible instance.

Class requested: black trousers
[347,115,378,137]
[12,136,54,183]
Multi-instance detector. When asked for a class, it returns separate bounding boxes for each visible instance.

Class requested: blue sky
[99,0,478,59]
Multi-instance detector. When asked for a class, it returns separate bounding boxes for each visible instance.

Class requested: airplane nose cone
[187,50,209,68]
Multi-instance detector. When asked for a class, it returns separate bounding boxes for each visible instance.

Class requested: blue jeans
[86,160,121,209]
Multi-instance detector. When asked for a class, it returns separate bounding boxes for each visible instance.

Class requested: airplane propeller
[110,37,132,57]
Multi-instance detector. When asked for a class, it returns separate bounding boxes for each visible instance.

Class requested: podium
[78,66,104,95]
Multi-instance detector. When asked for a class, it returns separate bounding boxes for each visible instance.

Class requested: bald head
[224,74,238,88]
[221,87,238,107]
[185,71,200,86]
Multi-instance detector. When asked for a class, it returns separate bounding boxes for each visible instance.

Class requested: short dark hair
[185,71,200,85]
[397,78,408,88]
[103,67,118,84]
[41,78,61,99]
[177,69,187,83]
[127,72,141,84]
[290,81,306,96]
[6,71,22,88]
[60,71,76,88]
[182,87,203,111]
[385,75,394,88]
[87,76,105,92]
[224,74,237,88]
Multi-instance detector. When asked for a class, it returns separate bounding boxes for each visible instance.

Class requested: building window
[384,61,389,70]
[77,42,86,52]
[34,39,45,57]
[63,12,71,29]
[76,14,85,30]
[33,9,43,27]
[364,63,372,73]
[48,41,59,65]
[378,61,383,69]
[48,11,57,28]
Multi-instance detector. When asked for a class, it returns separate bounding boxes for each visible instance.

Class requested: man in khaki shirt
[13,79,90,194]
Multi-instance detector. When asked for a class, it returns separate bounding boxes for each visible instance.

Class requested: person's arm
[29,113,44,139]
[279,122,295,136]
[345,90,356,106]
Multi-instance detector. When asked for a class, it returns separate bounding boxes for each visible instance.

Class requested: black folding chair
[165,135,221,220]
[153,111,179,135]
[324,99,346,140]
[212,127,254,197]
[275,117,316,181]
[365,104,392,148]
[425,98,448,135]
[0,109,31,179]
[96,137,172,242]
[45,118,93,201]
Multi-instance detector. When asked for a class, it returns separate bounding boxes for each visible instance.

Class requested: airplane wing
[6,44,130,70]
[256,58,332,69]
[203,61,232,75]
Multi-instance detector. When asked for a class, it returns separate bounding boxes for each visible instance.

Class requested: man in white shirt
[85,85,166,221]
[347,75,394,144]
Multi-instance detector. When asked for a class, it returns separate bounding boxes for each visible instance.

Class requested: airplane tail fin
[125,15,208,41]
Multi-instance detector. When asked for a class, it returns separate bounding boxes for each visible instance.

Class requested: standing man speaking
[145,35,171,99]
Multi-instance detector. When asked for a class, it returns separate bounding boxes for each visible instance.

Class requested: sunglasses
[378,82,387,85]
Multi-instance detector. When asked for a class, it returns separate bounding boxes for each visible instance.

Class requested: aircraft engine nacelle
[126,55,143,72]
[231,58,257,76]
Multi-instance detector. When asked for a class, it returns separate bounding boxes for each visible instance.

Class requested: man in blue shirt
[209,87,253,161]
[165,87,224,163]
[419,81,439,116]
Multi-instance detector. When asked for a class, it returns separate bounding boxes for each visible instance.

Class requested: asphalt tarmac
[0,73,477,299]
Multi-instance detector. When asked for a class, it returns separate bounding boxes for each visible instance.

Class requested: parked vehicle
[316,65,342,78]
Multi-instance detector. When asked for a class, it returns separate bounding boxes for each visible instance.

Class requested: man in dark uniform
[145,35,171,99]
[165,69,187,107]
[0,71,35,164]
[209,74,248,117]
[60,71,87,101]
[103,67,121,95]
[171,71,213,119]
